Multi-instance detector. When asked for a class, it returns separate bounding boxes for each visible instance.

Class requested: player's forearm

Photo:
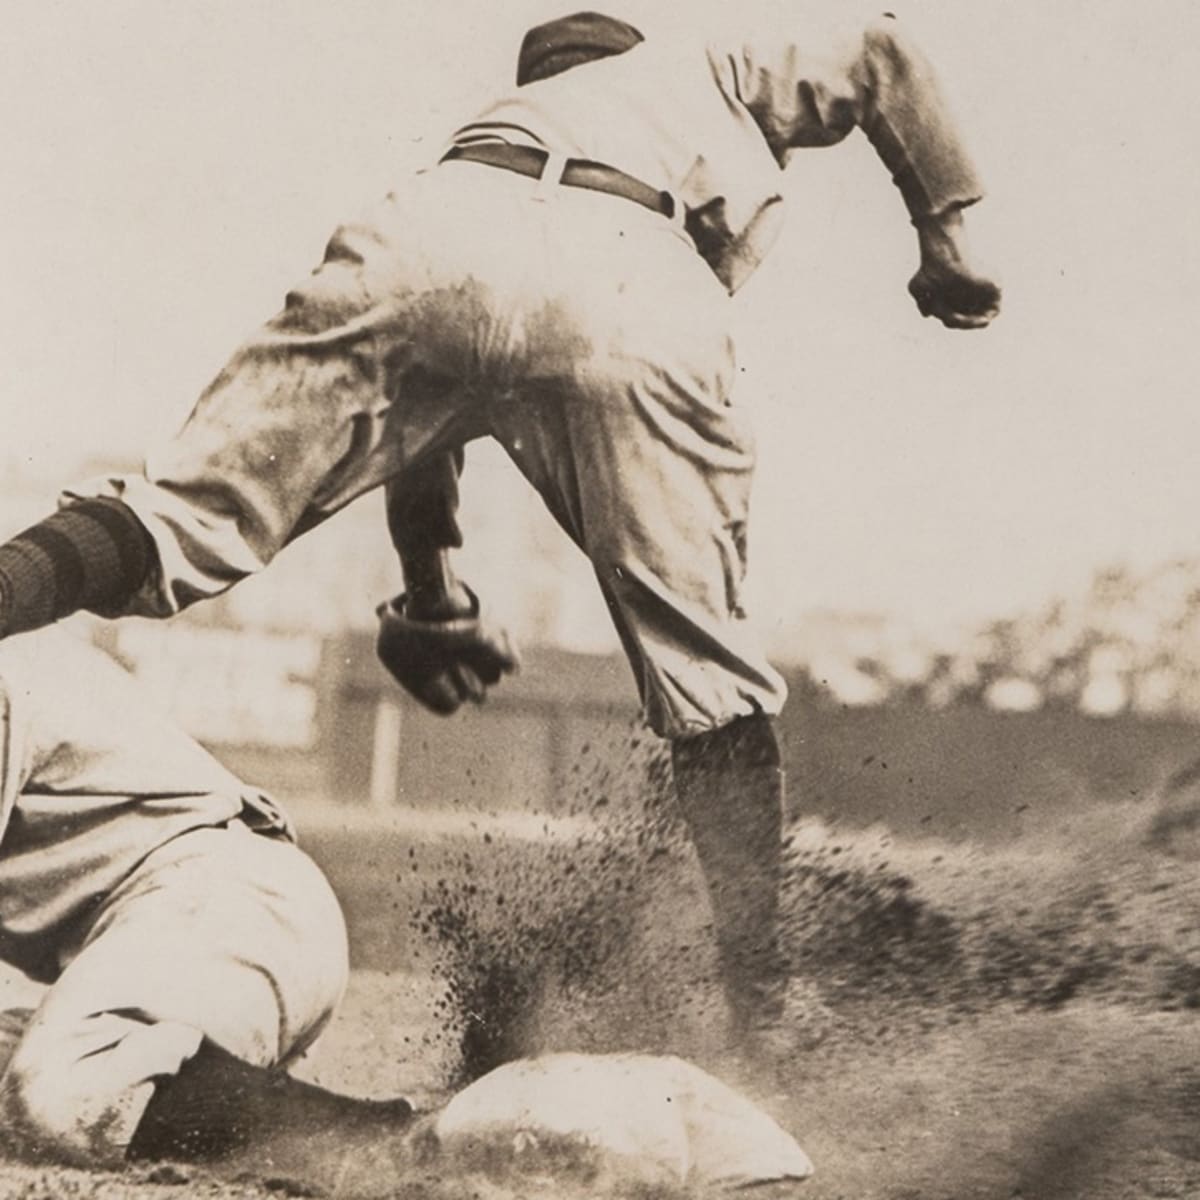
[395,544,472,621]
[385,452,473,621]
[0,499,156,639]
[914,207,973,271]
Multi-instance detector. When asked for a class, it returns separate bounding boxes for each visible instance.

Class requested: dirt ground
[1,761,1198,1200]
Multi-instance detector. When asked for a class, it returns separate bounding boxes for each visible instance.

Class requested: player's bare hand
[908,262,1001,329]
[375,587,519,716]
[910,208,1001,330]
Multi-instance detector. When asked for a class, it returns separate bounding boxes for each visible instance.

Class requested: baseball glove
[375,588,519,715]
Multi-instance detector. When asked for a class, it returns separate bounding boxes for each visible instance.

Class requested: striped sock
[0,499,157,638]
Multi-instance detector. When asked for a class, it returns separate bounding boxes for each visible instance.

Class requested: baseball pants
[68,163,787,738]
[0,819,348,1166]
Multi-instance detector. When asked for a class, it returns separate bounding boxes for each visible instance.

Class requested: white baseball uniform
[64,7,983,738]
[0,630,347,1165]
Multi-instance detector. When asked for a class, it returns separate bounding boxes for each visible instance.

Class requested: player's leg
[0,171,490,643]
[0,820,414,1191]
[493,387,788,1042]
[126,1039,419,1190]
[487,225,788,1041]
[670,716,787,1037]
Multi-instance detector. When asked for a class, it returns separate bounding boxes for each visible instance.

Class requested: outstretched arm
[730,8,1000,326]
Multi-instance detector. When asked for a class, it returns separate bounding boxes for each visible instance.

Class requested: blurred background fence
[90,611,1200,847]
[8,463,1200,843]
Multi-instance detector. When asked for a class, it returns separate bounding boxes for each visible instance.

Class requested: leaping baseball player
[0,630,815,1192]
[0,6,1001,1043]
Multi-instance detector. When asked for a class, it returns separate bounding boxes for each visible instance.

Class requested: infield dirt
[1,735,1198,1199]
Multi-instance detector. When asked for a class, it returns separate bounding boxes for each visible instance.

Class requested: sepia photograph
[1,2,1198,1197]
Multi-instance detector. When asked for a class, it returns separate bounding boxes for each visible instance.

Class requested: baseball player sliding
[0,6,1000,1042]
[0,628,410,1186]
[0,630,816,1192]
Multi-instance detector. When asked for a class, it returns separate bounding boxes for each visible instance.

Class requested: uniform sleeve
[719,7,984,219]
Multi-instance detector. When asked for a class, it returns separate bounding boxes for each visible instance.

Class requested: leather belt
[440,141,676,220]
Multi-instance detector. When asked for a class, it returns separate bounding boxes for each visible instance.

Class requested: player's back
[450,3,922,292]
[472,34,777,198]
[0,630,288,971]
[0,628,248,807]
[454,13,789,293]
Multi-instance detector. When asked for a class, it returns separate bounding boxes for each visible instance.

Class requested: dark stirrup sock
[671,714,786,1030]
[0,499,156,638]
[128,1039,414,1163]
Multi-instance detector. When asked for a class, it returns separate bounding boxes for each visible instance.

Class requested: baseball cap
[516,11,644,86]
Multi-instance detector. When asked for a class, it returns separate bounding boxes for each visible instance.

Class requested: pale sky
[2,2,1198,636]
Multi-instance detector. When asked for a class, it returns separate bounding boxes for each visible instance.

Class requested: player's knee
[0,1050,111,1166]
[0,1014,201,1168]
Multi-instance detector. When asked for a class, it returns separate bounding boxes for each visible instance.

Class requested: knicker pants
[0,820,348,1166]
[68,164,787,739]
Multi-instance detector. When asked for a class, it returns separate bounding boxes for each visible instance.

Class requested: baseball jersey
[460,4,983,292]
[0,629,292,978]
